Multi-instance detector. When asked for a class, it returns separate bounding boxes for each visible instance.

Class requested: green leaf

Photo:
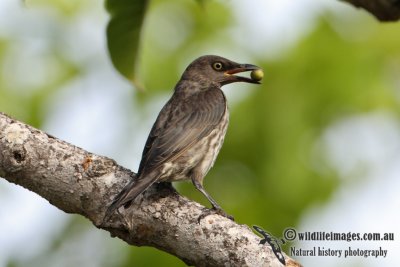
[105,0,148,86]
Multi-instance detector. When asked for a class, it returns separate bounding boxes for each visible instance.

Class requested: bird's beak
[224,64,262,84]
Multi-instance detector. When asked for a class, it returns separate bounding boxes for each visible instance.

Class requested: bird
[104,55,262,222]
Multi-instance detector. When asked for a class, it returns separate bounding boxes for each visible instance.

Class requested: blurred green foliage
[25,0,85,15]
[0,38,80,128]
[1,0,400,266]
[106,0,148,86]
[216,19,399,232]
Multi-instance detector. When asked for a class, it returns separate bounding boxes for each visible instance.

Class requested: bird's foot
[197,207,234,223]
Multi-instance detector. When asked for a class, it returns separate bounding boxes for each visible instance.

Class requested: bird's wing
[138,88,226,177]
[102,88,226,222]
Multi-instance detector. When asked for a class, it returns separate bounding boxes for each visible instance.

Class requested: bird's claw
[197,207,234,223]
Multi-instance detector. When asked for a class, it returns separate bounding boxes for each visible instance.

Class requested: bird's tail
[103,173,158,223]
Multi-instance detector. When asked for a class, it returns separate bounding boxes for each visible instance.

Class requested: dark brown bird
[104,55,261,221]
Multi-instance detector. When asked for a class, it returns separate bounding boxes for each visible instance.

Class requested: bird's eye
[212,62,223,71]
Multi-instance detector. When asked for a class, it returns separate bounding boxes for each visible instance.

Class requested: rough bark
[0,112,301,267]
[343,0,400,21]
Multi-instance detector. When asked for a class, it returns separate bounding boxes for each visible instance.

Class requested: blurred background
[0,0,399,266]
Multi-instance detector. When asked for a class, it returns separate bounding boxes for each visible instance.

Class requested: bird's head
[181,55,263,87]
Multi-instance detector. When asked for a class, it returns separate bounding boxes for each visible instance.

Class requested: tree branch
[0,112,301,267]
[342,0,400,21]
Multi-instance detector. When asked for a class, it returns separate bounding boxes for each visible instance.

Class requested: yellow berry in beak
[251,69,264,82]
